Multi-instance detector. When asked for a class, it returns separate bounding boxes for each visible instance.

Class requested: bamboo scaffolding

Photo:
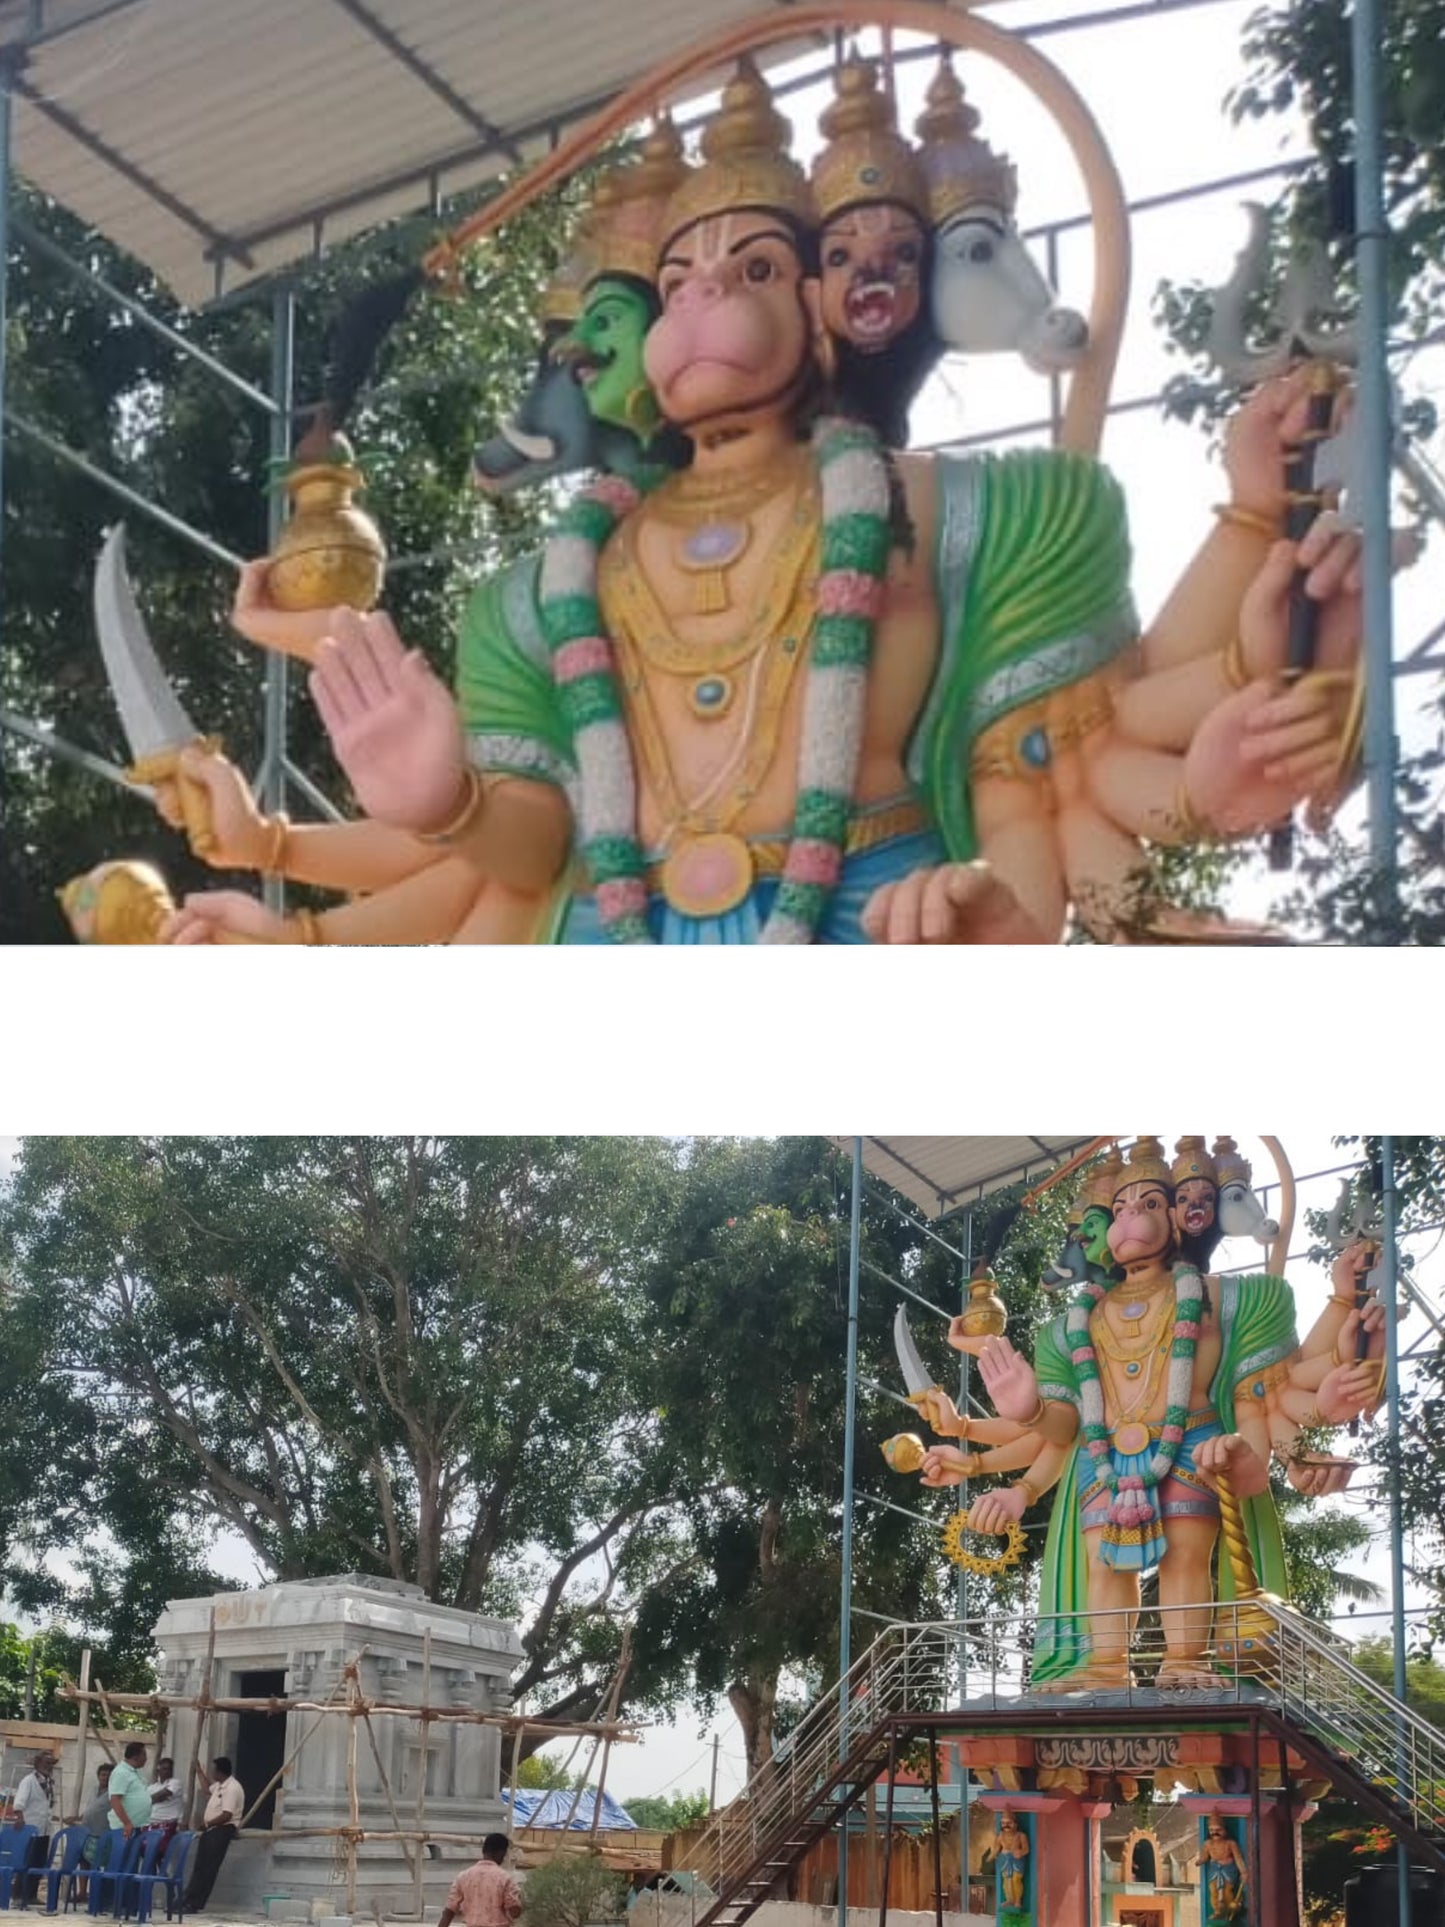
[183,1609,217,1828]
[53,1638,644,1887]
[57,1686,635,1738]
[413,1630,431,1917]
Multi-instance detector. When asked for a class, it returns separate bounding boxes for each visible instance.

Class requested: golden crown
[1171,1135,1219,1188]
[588,119,690,286]
[539,229,598,323]
[660,57,816,256]
[914,56,1017,228]
[811,55,928,227]
[1211,1135,1253,1189]
[1081,1151,1126,1214]
[1114,1136,1172,1197]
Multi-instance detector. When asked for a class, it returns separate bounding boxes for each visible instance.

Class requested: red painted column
[977,1791,1093,1927]
[1179,1790,1313,1927]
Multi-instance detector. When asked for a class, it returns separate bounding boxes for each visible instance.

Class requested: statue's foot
[1156,1656,1221,1690]
[1031,1657,1134,1694]
[1111,904,1292,946]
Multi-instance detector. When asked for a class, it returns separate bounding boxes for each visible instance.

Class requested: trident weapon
[94,525,221,856]
[1204,204,1363,868]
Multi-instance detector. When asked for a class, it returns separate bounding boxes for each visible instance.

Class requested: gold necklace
[1093,1302,1176,1444]
[600,514,822,920]
[641,446,813,615]
[1105,1273,1173,1338]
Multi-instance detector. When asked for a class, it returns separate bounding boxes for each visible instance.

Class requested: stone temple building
[153,1574,523,1912]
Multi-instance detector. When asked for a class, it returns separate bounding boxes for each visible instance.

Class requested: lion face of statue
[819,202,926,353]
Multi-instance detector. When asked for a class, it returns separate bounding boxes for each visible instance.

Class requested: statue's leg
[1079,1529,1140,1684]
[971,776,1068,943]
[1156,1514,1221,1683]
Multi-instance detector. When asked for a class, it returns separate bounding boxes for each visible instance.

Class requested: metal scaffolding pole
[838,1137,864,1927]
[261,285,295,915]
[1379,1136,1412,1927]
[0,41,18,612]
[1351,0,1402,932]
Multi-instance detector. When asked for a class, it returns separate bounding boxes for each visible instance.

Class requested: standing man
[107,1741,152,1838]
[436,1834,522,1927]
[181,1757,244,1913]
[148,1758,183,1835]
[10,1748,56,1898]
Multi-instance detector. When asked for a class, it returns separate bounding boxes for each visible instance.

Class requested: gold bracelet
[1213,502,1282,541]
[1222,633,1250,691]
[1021,1395,1046,1428]
[1015,1478,1041,1507]
[1173,781,1209,841]
[418,767,487,845]
[1328,1294,1359,1309]
[292,907,325,947]
[955,1415,972,1442]
[259,812,290,877]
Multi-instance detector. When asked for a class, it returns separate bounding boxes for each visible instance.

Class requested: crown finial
[915,53,1017,226]
[812,55,927,226]
[659,56,815,257]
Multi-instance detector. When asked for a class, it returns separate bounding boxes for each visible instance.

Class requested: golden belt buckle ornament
[1111,1421,1152,1455]
[659,830,755,917]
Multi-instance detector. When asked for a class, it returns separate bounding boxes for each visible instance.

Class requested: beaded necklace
[537,415,892,944]
[1067,1260,1204,1539]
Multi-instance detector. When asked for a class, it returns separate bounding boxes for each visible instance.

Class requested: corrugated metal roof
[7,0,828,306]
[833,1136,1098,1220]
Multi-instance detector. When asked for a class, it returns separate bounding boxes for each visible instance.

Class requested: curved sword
[94,523,220,855]
[893,1305,942,1401]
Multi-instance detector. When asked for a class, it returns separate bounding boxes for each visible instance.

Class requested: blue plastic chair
[38,1829,90,1915]
[111,1833,168,1923]
[84,1834,142,1918]
[125,1836,193,1925]
[0,1828,39,1911]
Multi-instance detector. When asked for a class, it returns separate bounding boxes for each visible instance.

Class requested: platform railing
[678,1601,1445,1910]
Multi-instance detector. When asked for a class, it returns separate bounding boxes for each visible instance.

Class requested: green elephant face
[556,277,660,442]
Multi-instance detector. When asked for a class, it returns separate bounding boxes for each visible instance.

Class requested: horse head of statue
[930,195,1089,374]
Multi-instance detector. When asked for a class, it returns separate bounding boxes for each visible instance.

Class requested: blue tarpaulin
[503,1789,638,1831]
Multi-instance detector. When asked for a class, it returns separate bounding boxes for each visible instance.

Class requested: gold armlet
[260,812,290,878]
[1021,1396,1047,1429]
[1213,503,1282,542]
[292,908,325,947]
[1015,1478,1041,1507]
[419,768,486,845]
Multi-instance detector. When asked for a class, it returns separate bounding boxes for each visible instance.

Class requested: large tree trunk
[728,1669,780,1784]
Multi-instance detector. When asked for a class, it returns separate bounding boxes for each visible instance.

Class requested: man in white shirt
[181,1757,244,1913]
[8,1750,56,1900]
[147,1759,183,1831]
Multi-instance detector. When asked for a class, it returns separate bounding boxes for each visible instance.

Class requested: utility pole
[709,1734,720,1813]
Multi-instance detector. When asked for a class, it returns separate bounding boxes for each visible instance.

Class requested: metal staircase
[677,1606,1445,1927]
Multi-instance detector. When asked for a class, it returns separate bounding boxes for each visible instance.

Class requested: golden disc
[1111,1421,1151,1455]
[658,832,754,918]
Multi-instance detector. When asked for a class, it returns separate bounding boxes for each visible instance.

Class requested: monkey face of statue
[1108,1181,1174,1264]
[647,212,819,429]
[1173,1177,1218,1242]
[819,203,925,352]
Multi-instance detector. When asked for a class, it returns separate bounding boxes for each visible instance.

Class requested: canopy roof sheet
[6,0,825,307]
[836,1136,1097,1220]
[503,1787,637,1831]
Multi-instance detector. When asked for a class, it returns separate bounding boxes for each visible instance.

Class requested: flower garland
[537,416,892,944]
[1068,1260,1204,1538]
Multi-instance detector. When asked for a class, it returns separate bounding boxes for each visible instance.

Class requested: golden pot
[955,1267,1009,1340]
[266,461,386,612]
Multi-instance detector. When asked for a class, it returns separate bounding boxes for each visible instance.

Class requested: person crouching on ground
[437,1833,523,1927]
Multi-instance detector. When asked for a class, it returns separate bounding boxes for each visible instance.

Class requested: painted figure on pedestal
[1199,1815,1248,1924]
[913,1136,1390,1689]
